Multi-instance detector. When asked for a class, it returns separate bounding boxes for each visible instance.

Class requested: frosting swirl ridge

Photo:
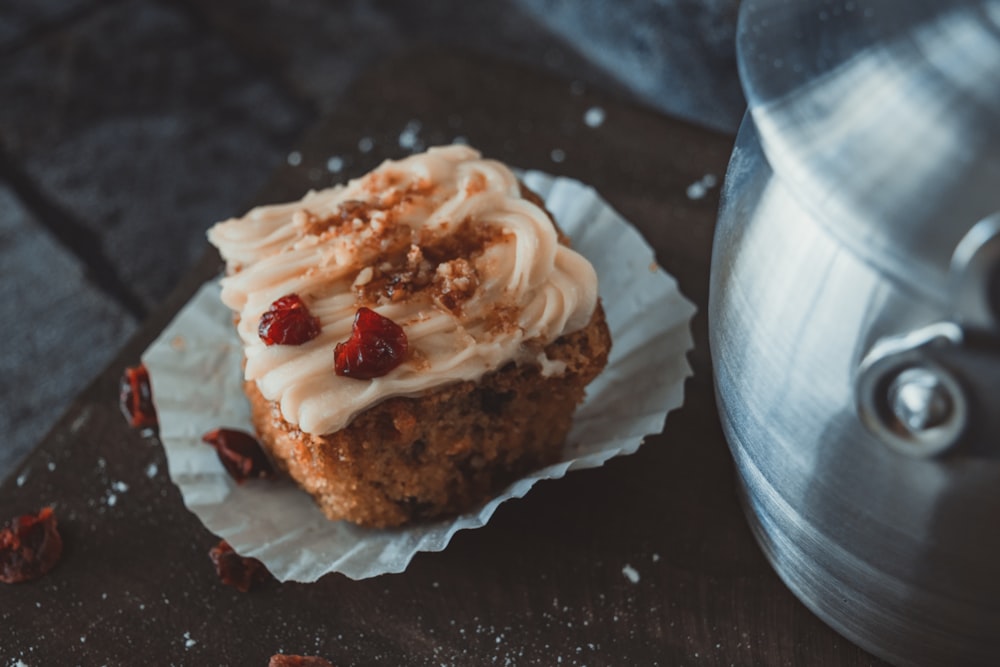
[208,145,598,434]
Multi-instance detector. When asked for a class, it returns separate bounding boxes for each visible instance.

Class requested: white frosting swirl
[208,145,598,435]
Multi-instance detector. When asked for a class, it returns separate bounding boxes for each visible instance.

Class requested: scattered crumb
[69,407,92,433]
[622,564,640,584]
[583,106,606,128]
[16,472,28,487]
[286,151,303,167]
[46,462,55,472]
[550,149,566,164]
[326,156,344,174]
[183,631,196,649]
[652,553,661,562]
[170,335,187,350]
[649,261,660,273]
[399,120,424,152]
[358,137,374,153]
[112,481,129,493]
[146,462,159,479]
[686,173,719,200]
[106,493,118,507]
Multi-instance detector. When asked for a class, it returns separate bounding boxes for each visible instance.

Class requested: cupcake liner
[142,170,696,581]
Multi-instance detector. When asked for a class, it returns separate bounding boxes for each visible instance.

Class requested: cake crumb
[287,151,303,167]
[358,137,374,153]
[146,462,158,479]
[622,564,640,583]
[183,631,196,649]
[550,149,566,163]
[16,472,28,487]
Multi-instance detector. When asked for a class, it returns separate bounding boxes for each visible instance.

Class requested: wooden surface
[0,52,885,666]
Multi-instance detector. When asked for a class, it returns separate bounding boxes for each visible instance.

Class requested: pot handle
[856,213,1000,459]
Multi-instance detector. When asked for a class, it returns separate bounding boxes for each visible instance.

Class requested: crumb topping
[207,145,599,435]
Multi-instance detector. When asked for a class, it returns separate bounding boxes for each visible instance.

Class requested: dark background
[0,0,744,480]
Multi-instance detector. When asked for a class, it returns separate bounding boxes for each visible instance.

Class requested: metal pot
[709,1,1000,664]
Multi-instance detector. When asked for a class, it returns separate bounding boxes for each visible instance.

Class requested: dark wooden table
[0,52,885,666]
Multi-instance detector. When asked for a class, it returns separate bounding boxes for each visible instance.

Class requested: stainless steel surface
[710,0,1000,664]
[887,368,953,433]
[738,0,1000,304]
[951,213,1000,331]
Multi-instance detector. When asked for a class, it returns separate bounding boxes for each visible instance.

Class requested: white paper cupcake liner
[142,170,696,581]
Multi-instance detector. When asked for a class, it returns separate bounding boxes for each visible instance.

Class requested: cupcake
[208,145,610,527]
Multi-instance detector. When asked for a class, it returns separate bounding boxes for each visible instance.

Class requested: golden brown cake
[208,146,610,527]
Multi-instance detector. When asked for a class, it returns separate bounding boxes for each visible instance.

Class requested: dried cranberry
[0,507,63,584]
[269,655,335,667]
[209,540,271,592]
[259,294,322,346]
[201,429,276,484]
[119,364,157,429]
[334,308,408,380]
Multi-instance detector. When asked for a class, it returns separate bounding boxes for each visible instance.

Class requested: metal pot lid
[737,0,1000,303]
